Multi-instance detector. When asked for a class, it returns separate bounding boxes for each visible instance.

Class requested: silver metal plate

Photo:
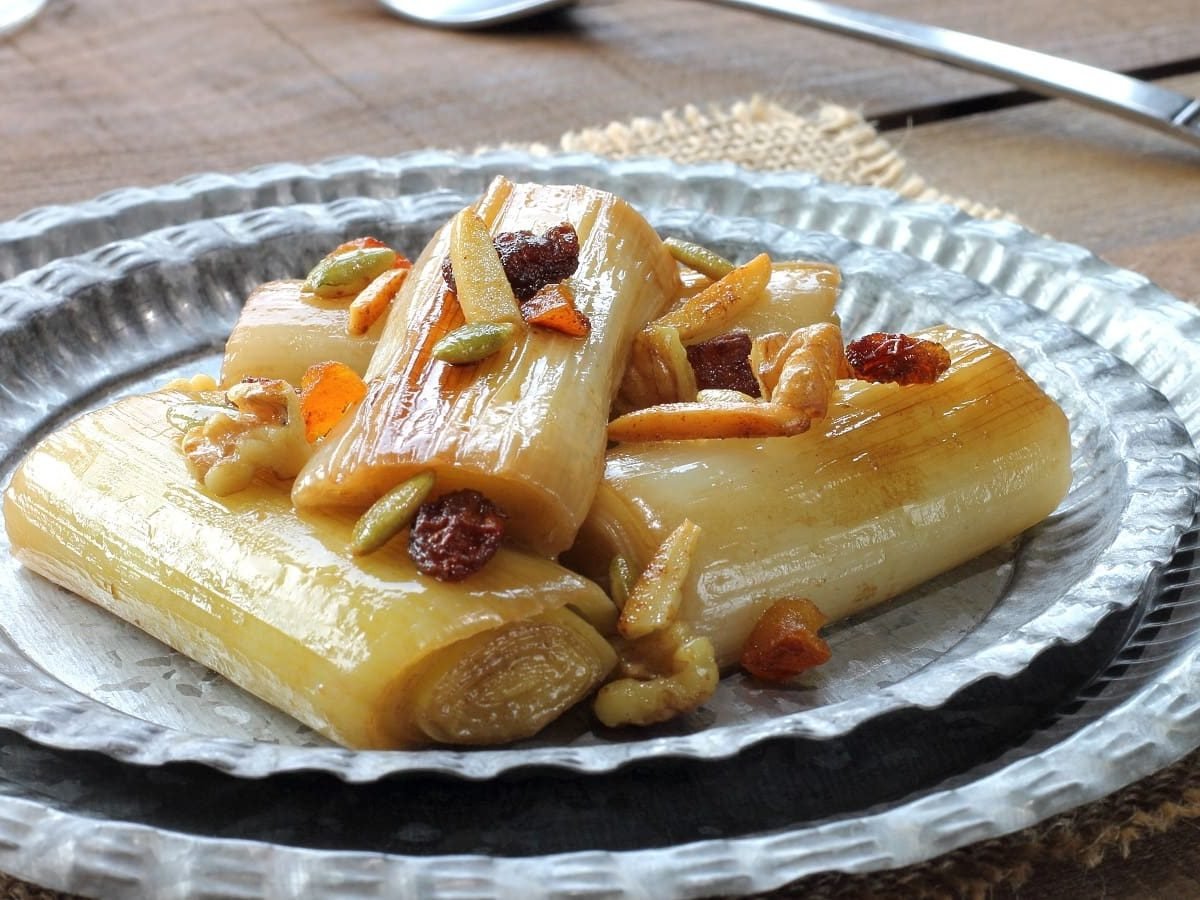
[0,153,1197,898]
[1,191,1193,781]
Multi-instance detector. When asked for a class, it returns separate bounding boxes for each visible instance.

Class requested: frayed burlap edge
[520,95,1010,221]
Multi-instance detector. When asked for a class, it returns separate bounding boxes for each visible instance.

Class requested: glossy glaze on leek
[571,326,1072,667]
[292,177,681,555]
[2,390,613,748]
[220,280,387,387]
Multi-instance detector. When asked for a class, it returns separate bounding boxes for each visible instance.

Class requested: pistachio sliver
[304,247,398,300]
[664,237,735,280]
[165,402,232,433]
[350,470,437,556]
[432,321,516,365]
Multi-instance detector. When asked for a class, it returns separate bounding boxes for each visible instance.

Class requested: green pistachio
[431,321,517,365]
[304,247,397,300]
[350,470,437,556]
[664,237,735,280]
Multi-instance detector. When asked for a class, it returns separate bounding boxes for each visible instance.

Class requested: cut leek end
[4,388,617,750]
[400,607,618,746]
[220,279,385,388]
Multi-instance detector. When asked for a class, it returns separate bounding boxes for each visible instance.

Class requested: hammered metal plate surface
[0,154,1197,898]
[1,188,1194,781]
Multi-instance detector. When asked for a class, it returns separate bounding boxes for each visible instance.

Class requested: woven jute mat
[5,98,1198,900]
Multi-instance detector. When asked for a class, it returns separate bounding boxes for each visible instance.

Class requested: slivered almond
[608,399,810,443]
[348,266,409,336]
[653,252,771,344]
[617,519,701,639]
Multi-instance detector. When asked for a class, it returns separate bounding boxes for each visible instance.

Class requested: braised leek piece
[221,280,387,387]
[293,177,681,555]
[2,390,616,749]
[571,326,1072,667]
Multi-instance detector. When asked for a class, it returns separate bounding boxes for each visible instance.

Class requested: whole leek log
[293,177,681,555]
[570,326,1072,667]
[221,280,388,387]
[2,390,616,748]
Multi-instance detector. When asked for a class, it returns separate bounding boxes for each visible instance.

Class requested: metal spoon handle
[709,0,1200,149]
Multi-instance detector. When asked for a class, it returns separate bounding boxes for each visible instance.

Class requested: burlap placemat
[3,97,1197,900]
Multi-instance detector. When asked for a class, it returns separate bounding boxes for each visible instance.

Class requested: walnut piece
[181,379,311,496]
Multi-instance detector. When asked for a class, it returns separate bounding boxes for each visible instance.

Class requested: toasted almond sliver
[448,209,523,327]
[653,252,771,344]
[348,266,409,336]
[618,519,702,639]
[607,399,810,443]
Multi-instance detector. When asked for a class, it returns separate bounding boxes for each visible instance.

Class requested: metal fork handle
[710,0,1200,150]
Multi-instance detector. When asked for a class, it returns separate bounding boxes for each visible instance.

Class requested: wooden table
[3,1,1199,896]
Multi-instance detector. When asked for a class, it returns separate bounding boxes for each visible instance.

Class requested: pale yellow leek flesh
[220,280,387,387]
[2,390,614,748]
[571,326,1072,667]
[293,177,681,555]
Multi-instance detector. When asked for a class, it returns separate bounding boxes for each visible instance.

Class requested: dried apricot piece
[740,598,832,682]
[521,282,591,338]
[299,361,368,442]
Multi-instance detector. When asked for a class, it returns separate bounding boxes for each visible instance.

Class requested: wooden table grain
[2,1,1199,897]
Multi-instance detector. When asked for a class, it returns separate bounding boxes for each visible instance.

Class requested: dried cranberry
[441,223,580,301]
[685,331,761,396]
[494,224,579,300]
[409,489,506,582]
[845,333,951,385]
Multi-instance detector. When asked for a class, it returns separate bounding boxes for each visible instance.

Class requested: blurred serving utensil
[379,0,1200,151]
[0,0,47,38]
